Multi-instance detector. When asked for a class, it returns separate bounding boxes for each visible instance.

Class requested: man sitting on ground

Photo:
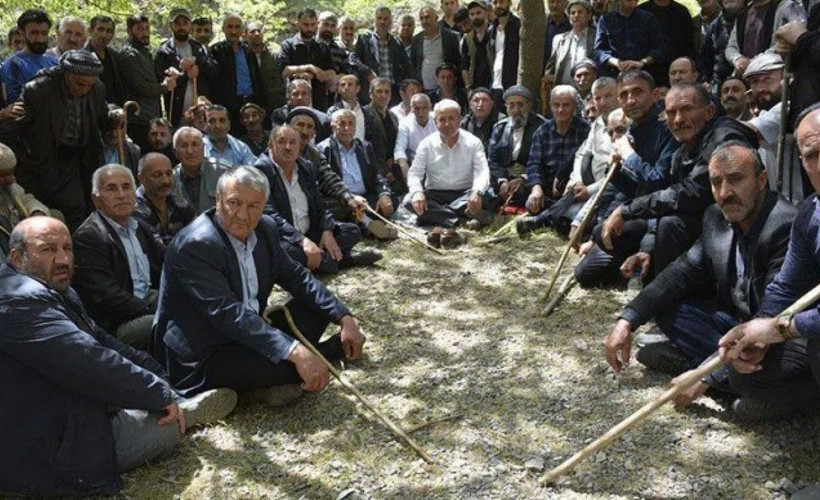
[395,93,437,190]
[461,87,506,153]
[238,102,270,157]
[171,127,234,213]
[0,142,53,256]
[203,104,257,167]
[135,153,196,246]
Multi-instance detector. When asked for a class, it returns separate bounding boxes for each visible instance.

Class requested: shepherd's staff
[539,281,820,485]
[542,162,620,302]
[542,269,579,316]
[775,54,791,198]
[265,304,435,464]
[363,204,445,255]
[192,76,198,104]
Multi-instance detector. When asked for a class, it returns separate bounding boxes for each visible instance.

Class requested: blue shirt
[338,143,367,195]
[101,214,151,299]
[1,51,58,102]
[204,134,257,166]
[234,46,253,97]
[526,115,590,189]
[594,9,664,68]
[226,229,260,313]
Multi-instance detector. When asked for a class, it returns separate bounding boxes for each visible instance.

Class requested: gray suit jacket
[544,29,597,85]
[172,158,233,214]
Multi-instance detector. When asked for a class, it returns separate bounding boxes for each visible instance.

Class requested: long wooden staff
[364,204,445,255]
[775,55,791,199]
[540,281,820,485]
[168,88,175,125]
[542,269,579,316]
[542,162,620,301]
[266,304,435,464]
[192,76,198,104]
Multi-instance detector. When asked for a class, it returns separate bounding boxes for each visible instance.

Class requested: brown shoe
[367,219,399,240]
[440,228,464,249]
[427,226,443,248]
[241,385,304,407]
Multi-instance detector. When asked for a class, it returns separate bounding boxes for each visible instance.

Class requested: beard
[512,114,526,128]
[472,18,486,28]
[27,40,48,54]
[173,30,189,42]
[495,6,509,17]
[319,30,334,41]
[300,29,317,39]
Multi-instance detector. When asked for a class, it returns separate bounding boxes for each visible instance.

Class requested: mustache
[52,264,71,274]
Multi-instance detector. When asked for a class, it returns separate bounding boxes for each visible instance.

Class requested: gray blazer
[172,158,233,214]
[545,28,597,85]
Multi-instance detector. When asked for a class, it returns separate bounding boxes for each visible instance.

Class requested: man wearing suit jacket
[171,127,234,213]
[73,165,165,351]
[154,166,366,402]
[543,0,596,88]
[604,143,797,404]
[410,7,461,92]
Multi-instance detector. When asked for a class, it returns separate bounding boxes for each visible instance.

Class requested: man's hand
[397,159,410,180]
[377,195,394,217]
[157,401,185,434]
[670,372,708,407]
[320,230,343,261]
[568,226,580,251]
[719,318,780,371]
[612,135,636,161]
[604,318,633,373]
[288,344,330,392]
[734,56,750,76]
[411,192,427,215]
[775,21,807,54]
[348,195,367,213]
[618,60,642,73]
[339,315,366,360]
[601,205,625,250]
[526,185,545,213]
[301,237,323,270]
[466,192,482,216]
[0,102,24,121]
[552,178,561,199]
[572,183,589,202]
[620,251,651,280]
[578,239,594,256]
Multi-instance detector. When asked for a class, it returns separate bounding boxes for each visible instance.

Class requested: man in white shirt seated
[394,93,437,190]
[404,99,495,229]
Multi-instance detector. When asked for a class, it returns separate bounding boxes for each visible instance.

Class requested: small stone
[779,477,796,493]
[594,452,606,463]
[765,481,778,490]
[524,457,545,472]
[336,488,359,500]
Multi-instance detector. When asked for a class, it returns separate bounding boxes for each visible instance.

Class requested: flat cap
[744,52,783,79]
[59,50,103,76]
[467,1,488,10]
[571,58,598,76]
[169,7,192,22]
[565,0,593,15]
[0,142,16,173]
[502,84,534,102]
[246,20,264,32]
[287,106,322,125]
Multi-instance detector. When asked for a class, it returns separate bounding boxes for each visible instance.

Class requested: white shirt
[750,103,804,202]
[492,28,506,90]
[394,113,437,162]
[276,165,311,234]
[407,129,490,195]
[390,102,410,121]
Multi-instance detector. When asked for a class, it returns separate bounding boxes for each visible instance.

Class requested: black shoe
[516,215,542,237]
[346,247,383,266]
[732,397,820,422]
[635,341,691,375]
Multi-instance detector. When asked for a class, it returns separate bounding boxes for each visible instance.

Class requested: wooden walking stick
[192,76,198,104]
[775,54,791,199]
[543,270,578,316]
[539,281,820,485]
[542,162,620,302]
[363,204,445,255]
[267,304,435,464]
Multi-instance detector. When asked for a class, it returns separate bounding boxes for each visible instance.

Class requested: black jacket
[410,27,462,85]
[210,40,266,111]
[72,211,164,332]
[326,102,387,166]
[154,37,218,127]
[0,264,173,496]
[487,112,546,188]
[316,136,392,204]
[490,13,521,89]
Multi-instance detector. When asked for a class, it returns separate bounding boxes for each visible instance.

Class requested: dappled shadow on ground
[123,230,820,498]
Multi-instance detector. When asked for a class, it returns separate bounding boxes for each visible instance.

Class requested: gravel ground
[124,230,820,499]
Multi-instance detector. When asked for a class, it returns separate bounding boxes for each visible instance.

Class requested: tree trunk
[518,0,547,109]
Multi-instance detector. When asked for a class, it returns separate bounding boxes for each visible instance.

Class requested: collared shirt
[204,134,257,166]
[595,9,664,66]
[408,129,490,195]
[394,113,437,162]
[492,27,506,89]
[234,45,253,97]
[101,214,151,299]
[375,33,394,82]
[342,101,367,142]
[390,102,410,121]
[526,116,591,188]
[134,185,196,245]
[226,229,260,313]
[102,144,119,165]
[338,142,367,195]
[421,32,444,90]
[276,164,311,234]
[558,29,590,84]
[61,90,87,147]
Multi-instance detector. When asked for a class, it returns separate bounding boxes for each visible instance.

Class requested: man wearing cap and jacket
[544,0,596,88]
[0,141,51,257]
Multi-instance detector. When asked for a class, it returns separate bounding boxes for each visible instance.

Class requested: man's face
[435,107,461,139]
[470,92,493,120]
[64,73,98,98]
[620,0,639,14]
[332,114,357,144]
[419,9,437,31]
[796,111,820,194]
[505,95,531,123]
[592,84,618,118]
[171,17,191,42]
[319,17,337,41]
[493,0,512,18]
[338,77,360,101]
[246,27,263,46]
[270,128,302,166]
[223,16,243,44]
[618,79,655,122]
[93,170,137,223]
[0,170,15,185]
[10,220,74,292]
[748,70,782,111]
[205,109,230,140]
[192,22,213,44]
[584,100,597,122]
[401,83,422,104]
[9,31,24,52]
[720,79,748,115]
[240,108,264,134]
[698,0,719,16]
[148,124,171,150]
[371,83,392,109]
[58,21,86,52]
[174,131,205,169]
[340,20,356,44]
[668,59,698,85]
[664,87,714,147]
[23,22,49,54]
[606,114,630,141]
[374,11,392,35]
[723,0,744,15]
[138,157,175,200]
[289,84,312,107]
[469,7,487,28]
[568,4,591,29]
[573,67,596,94]
[128,21,150,46]
[550,94,577,123]
[709,148,766,228]
[216,179,266,242]
[548,0,567,17]
[436,69,457,92]
[412,98,431,124]
[592,0,607,13]
[289,115,317,145]
[442,0,459,16]
[90,21,115,48]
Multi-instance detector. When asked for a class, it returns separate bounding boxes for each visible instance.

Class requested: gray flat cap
[502,85,534,102]
[0,142,16,173]
[744,52,784,79]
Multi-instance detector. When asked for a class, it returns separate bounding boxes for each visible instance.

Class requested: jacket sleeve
[314,148,354,203]
[119,47,165,98]
[487,122,509,186]
[621,161,712,220]
[261,211,305,245]
[594,16,615,66]
[611,133,677,198]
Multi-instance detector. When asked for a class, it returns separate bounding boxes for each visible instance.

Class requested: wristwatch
[776,314,798,340]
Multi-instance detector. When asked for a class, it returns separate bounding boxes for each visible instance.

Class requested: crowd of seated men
[1,0,820,495]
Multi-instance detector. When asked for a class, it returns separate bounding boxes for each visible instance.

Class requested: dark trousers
[529,191,582,237]
[202,298,343,393]
[285,221,362,274]
[46,151,92,232]
[728,337,820,403]
[402,189,496,228]
[657,300,739,367]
